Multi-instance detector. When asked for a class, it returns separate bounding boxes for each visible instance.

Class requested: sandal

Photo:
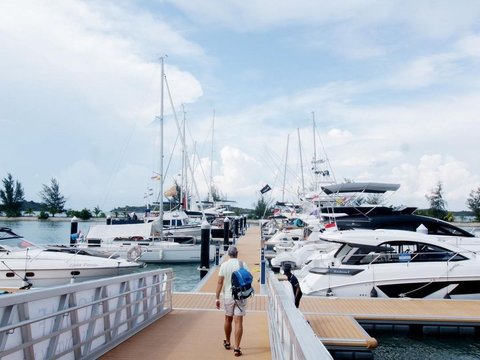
[223,340,231,350]
[234,348,242,357]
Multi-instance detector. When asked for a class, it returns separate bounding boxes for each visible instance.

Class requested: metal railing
[0,268,173,360]
[266,271,333,360]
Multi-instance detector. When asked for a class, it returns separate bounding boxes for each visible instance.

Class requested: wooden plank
[100,308,270,359]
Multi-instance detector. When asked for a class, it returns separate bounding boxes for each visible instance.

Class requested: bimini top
[321,182,400,195]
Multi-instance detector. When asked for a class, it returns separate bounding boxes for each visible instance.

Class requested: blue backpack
[231,262,254,300]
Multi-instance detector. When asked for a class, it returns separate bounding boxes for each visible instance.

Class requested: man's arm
[215,276,224,309]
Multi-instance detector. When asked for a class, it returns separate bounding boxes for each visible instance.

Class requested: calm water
[2,219,480,359]
[0,219,201,292]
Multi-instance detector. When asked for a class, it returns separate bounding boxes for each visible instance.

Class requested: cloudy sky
[1,0,479,212]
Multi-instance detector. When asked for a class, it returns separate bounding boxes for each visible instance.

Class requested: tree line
[0,173,104,220]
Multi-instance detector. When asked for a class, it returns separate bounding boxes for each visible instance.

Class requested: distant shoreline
[0,216,105,222]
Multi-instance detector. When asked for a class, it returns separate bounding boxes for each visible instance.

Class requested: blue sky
[1,0,480,212]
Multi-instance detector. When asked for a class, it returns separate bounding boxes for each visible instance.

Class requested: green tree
[66,208,92,220]
[0,173,25,217]
[252,195,272,219]
[39,178,66,217]
[93,205,102,218]
[467,186,480,221]
[425,181,448,220]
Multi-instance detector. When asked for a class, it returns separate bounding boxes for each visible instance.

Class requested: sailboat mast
[181,104,187,210]
[282,134,290,202]
[209,110,215,203]
[159,57,165,236]
[297,128,305,196]
[312,111,317,192]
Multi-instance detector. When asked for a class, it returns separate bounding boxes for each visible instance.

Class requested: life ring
[126,245,142,261]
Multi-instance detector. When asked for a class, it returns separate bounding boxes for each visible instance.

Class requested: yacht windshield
[0,237,39,251]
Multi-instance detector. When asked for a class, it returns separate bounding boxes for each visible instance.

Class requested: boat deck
[101,226,480,359]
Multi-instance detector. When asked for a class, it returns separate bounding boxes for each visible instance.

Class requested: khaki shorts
[224,298,247,317]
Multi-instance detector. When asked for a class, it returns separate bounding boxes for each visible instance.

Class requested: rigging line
[100,120,139,211]
[164,73,204,213]
[153,121,181,206]
[184,119,212,200]
[313,117,337,184]
[1,260,32,287]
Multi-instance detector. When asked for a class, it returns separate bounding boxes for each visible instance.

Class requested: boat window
[335,244,353,262]
[163,220,171,227]
[342,246,374,265]
[381,241,467,262]
[411,243,466,262]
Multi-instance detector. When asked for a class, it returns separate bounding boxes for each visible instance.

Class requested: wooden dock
[101,225,480,359]
[101,227,272,360]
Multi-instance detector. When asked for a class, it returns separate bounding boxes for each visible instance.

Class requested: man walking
[215,245,248,357]
[284,265,302,308]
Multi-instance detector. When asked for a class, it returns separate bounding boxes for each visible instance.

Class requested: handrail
[266,271,333,360]
[0,268,173,360]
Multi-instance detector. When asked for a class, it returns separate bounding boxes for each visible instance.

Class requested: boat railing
[266,270,333,360]
[0,268,173,360]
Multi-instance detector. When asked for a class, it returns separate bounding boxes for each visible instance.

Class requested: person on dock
[284,264,302,308]
[215,245,248,357]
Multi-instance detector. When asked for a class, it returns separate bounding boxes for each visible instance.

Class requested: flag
[324,222,338,232]
[260,184,271,194]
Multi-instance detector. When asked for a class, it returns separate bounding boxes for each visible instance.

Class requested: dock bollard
[106,215,112,225]
[260,247,266,285]
[215,244,220,266]
[233,218,239,245]
[200,221,211,280]
[223,217,230,252]
[70,217,79,246]
[238,215,244,235]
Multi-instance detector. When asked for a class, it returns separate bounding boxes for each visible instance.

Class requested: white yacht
[0,227,141,290]
[300,229,480,299]
[80,221,214,263]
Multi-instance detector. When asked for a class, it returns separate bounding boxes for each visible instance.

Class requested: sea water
[0,219,201,292]
[2,219,480,359]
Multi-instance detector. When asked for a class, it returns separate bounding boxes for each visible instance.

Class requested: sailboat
[80,58,213,263]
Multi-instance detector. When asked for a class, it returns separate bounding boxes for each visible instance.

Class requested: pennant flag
[260,184,272,194]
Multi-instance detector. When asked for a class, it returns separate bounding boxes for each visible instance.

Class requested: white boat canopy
[86,223,153,240]
[321,182,400,195]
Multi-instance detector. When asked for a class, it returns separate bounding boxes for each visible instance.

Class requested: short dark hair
[227,245,238,257]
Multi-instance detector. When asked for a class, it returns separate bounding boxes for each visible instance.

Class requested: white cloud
[1,0,480,213]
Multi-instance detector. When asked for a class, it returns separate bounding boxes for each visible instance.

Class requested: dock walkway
[101,227,271,360]
[102,226,480,359]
